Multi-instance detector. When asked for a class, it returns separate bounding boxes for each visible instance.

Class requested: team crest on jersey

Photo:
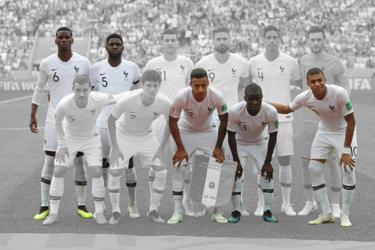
[231,67,237,77]
[130,112,136,119]
[239,122,247,131]
[180,65,185,73]
[153,111,159,118]
[91,109,96,115]
[123,71,129,80]
[208,106,214,113]
[328,105,335,112]
[261,121,267,126]
[280,66,285,74]
[74,66,79,73]
[67,115,75,123]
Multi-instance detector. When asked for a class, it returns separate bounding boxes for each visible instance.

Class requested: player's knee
[108,173,121,191]
[53,165,68,178]
[278,155,290,166]
[125,167,137,184]
[342,169,356,186]
[109,168,122,177]
[74,163,87,182]
[91,166,103,179]
[41,156,54,180]
[153,169,167,192]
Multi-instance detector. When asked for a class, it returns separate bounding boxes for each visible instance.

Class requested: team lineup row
[29,25,356,228]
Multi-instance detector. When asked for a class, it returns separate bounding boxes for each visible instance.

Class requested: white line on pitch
[0,95,32,105]
[0,127,44,131]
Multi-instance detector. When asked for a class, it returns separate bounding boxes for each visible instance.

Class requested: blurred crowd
[0,0,374,79]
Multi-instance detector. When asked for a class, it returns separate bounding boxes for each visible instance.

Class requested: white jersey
[89,59,141,128]
[112,90,171,136]
[289,85,353,133]
[248,52,301,122]
[170,86,227,133]
[55,92,114,141]
[32,52,91,123]
[195,53,249,107]
[144,55,194,100]
[227,101,278,145]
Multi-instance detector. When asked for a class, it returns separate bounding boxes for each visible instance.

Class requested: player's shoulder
[72,52,90,63]
[229,101,246,113]
[90,91,108,99]
[279,52,298,63]
[262,101,277,114]
[196,53,214,65]
[122,59,140,69]
[146,55,164,64]
[327,84,347,95]
[39,53,58,68]
[230,53,247,63]
[208,86,225,99]
[177,55,194,64]
[156,92,172,105]
[248,53,264,63]
[59,93,74,106]
[91,59,106,68]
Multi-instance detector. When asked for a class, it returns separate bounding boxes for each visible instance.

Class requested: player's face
[308,32,324,54]
[213,32,230,54]
[162,34,178,54]
[55,31,73,51]
[307,73,327,98]
[190,77,208,102]
[143,81,160,98]
[264,30,280,52]
[244,94,262,115]
[73,82,91,101]
[106,38,124,58]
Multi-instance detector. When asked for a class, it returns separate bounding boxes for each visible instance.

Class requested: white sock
[257,175,264,207]
[327,158,341,205]
[342,168,356,215]
[149,169,167,212]
[92,177,105,214]
[260,175,273,211]
[232,179,242,212]
[41,182,50,207]
[173,192,183,215]
[279,164,292,206]
[49,177,64,215]
[108,174,121,213]
[302,157,314,202]
[75,184,87,206]
[309,160,331,214]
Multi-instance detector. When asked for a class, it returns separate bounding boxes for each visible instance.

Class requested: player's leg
[73,152,92,219]
[125,157,139,218]
[35,122,56,220]
[326,152,342,218]
[43,160,70,225]
[108,167,124,225]
[167,161,186,224]
[277,122,296,216]
[298,156,318,216]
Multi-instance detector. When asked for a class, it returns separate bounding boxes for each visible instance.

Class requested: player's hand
[56,147,69,164]
[110,146,124,168]
[212,147,224,163]
[340,153,355,172]
[235,162,243,181]
[29,116,38,133]
[261,163,273,182]
[172,147,188,168]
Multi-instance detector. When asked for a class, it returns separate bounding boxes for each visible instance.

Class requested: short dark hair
[190,68,208,80]
[307,26,325,39]
[106,33,123,45]
[73,75,90,87]
[142,70,161,84]
[56,27,72,37]
[163,28,178,37]
[263,25,280,37]
[306,67,325,82]
[245,83,263,97]
[212,26,230,36]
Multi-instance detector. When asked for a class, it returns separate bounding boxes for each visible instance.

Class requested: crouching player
[227,83,278,224]
[271,67,357,227]
[43,75,116,225]
[107,70,171,224]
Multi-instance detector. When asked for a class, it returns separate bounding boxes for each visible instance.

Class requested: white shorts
[295,108,319,158]
[238,143,267,174]
[43,122,58,152]
[275,122,294,157]
[111,132,161,170]
[310,129,358,160]
[55,135,102,167]
[175,129,218,157]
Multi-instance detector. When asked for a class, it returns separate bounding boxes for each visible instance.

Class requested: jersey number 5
[102,77,108,87]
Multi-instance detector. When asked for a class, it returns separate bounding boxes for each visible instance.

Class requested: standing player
[167,68,228,224]
[30,27,92,221]
[297,26,351,217]
[248,25,301,216]
[43,75,115,225]
[227,83,279,224]
[89,33,141,215]
[195,26,250,215]
[143,29,194,216]
[107,70,171,224]
[271,68,357,227]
